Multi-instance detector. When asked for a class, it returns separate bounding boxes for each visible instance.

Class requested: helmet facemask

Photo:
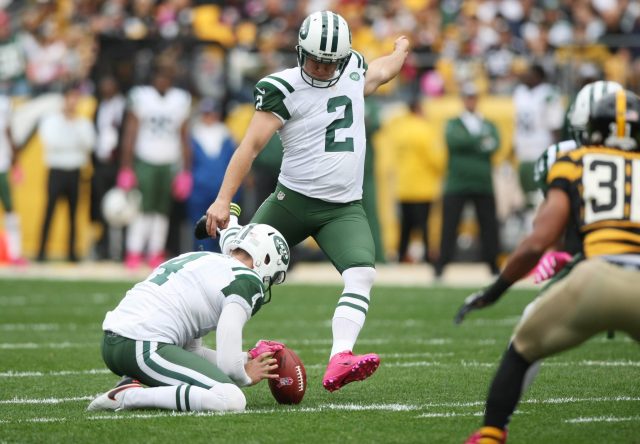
[297,11,352,88]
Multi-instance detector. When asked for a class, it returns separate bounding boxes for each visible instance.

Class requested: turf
[1,278,639,443]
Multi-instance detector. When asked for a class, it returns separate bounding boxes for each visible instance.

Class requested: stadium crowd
[1,0,640,266]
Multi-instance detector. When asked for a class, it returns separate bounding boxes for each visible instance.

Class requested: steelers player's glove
[454,277,512,325]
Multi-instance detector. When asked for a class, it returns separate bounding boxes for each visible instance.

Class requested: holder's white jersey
[0,96,11,172]
[513,83,565,162]
[129,86,191,165]
[254,50,368,203]
[102,251,265,347]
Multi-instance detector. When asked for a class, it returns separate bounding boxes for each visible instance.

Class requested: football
[268,347,307,405]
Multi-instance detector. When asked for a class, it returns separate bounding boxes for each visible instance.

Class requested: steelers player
[204,11,410,392]
[459,89,640,443]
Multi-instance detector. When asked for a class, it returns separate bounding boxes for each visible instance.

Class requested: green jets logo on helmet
[299,17,310,40]
[273,235,290,266]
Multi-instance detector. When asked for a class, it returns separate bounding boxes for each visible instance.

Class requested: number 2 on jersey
[325,96,354,152]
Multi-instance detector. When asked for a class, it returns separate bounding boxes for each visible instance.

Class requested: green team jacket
[443,115,500,195]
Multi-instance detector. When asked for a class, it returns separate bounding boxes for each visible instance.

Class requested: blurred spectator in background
[37,84,95,262]
[0,10,29,96]
[0,91,25,264]
[117,67,192,270]
[188,98,236,253]
[512,64,564,217]
[22,20,67,94]
[391,98,445,264]
[90,75,125,261]
[434,83,501,279]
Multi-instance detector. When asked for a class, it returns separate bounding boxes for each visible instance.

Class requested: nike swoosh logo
[256,88,266,94]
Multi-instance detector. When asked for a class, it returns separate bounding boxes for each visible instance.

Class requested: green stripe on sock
[175,386,182,411]
[337,301,368,315]
[341,293,369,305]
[184,385,191,411]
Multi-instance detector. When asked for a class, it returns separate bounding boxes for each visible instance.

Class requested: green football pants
[252,182,375,273]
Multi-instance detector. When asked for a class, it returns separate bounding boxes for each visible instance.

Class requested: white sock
[4,213,22,259]
[120,384,245,412]
[147,213,169,256]
[330,267,376,358]
[330,317,361,358]
[126,214,152,254]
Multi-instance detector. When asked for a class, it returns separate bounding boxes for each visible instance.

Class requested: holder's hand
[244,351,278,385]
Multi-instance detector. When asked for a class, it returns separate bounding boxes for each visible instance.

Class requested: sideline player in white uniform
[88,206,291,413]
[204,11,409,392]
[512,64,565,211]
[117,67,192,270]
[0,93,24,264]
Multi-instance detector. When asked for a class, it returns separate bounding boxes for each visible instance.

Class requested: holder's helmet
[296,11,352,88]
[224,224,290,287]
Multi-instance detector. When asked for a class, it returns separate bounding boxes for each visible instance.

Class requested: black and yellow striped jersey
[548,145,640,258]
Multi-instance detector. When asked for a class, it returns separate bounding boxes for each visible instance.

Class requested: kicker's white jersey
[254,50,368,203]
[102,251,265,347]
[0,96,11,172]
[129,86,191,165]
[513,83,565,162]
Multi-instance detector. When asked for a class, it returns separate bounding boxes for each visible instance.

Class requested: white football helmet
[296,10,352,88]
[101,188,141,228]
[224,223,290,287]
[569,80,623,144]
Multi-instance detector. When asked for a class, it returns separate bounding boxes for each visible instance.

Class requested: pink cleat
[322,351,380,392]
[147,253,166,269]
[124,252,143,270]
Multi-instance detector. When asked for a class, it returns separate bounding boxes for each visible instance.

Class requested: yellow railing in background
[1,94,515,261]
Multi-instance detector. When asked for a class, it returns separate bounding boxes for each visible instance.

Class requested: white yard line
[3,359,640,378]
[1,397,639,425]
[0,369,110,377]
[565,415,640,424]
[0,342,94,349]
[0,396,93,404]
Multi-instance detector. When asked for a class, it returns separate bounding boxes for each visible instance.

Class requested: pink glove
[172,171,193,201]
[117,168,137,191]
[533,251,572,284]
[248,340,285,359]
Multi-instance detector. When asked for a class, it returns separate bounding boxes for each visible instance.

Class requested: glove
[248,339,285,359]
[194,203,241,240]
[172,171,193,201]
[117,167,137,191]
[533,251,572,284]
[454,277,511,324]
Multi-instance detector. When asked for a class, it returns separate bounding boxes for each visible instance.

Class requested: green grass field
[1,278,639,443]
